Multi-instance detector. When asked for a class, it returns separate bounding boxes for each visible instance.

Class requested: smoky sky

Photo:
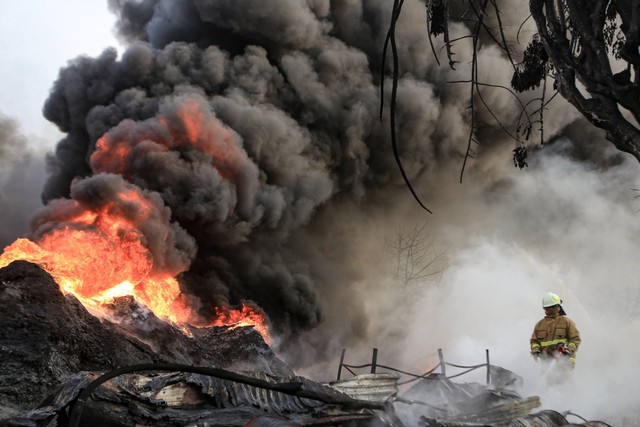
[24,1,640,405]
[0,113,47,249]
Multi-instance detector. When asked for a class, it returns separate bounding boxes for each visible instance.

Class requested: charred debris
[1,261,609,427]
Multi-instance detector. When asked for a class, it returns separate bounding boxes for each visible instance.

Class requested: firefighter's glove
[530,350,541,360]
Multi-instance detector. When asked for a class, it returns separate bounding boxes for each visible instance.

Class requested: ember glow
[90,98,246,183]
[211,304,272,345]
[0,219,192,324]
[0,228,272,343]
[0,98,272,344]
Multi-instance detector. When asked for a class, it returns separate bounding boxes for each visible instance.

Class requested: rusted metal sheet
[507,409,568,427]
[447,395,542,425]
[396,372,544,427]
[328,373,400,403]
[416,410,614,427]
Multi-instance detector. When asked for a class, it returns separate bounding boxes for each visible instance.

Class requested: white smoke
[315,138,640,425]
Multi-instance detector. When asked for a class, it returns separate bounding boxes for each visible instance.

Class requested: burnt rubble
[5,366,387,427]
[0,261,392,427]
[0,260,154,416]
[0,261,614,427]
[0,261,293,419]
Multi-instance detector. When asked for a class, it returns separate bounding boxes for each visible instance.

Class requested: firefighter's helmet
[542,292,562,308]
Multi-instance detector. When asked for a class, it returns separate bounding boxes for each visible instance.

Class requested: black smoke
[40,1,426,346]
[35,0,609,368]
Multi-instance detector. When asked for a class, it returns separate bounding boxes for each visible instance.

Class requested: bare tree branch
[385,0,640,193]
[385,222,447,290]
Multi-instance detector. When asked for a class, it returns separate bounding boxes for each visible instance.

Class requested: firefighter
[530,292,581,367]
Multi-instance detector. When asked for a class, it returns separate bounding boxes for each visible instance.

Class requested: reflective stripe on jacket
[530,314,581,361]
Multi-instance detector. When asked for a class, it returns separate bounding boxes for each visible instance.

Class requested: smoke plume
[7,1,640,423]
[43,0,455,344]
[0,113,47,249]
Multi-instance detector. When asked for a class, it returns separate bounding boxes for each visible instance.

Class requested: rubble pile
[0,261,291,419]
[0,262,613,427]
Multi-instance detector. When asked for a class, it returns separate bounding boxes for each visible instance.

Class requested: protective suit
[530,292,581,365]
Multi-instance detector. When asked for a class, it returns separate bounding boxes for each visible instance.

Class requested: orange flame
[0,196,270,343]
[0,197,192,325]
[91,98,245,182]
[0,230,271,343]
[210,304,272,345]
[0,98,271,343]
[175,99,243,181]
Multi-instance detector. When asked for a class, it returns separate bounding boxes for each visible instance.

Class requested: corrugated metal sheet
[328,373,400,403]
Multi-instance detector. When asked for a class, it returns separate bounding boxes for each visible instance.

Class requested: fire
[0,97,272,344]
[0,200,192,324]
[0,229,271,343]
[175,99,244,181]
[0,195,271,343]
[210,304,272,345]
[91,98,245,182]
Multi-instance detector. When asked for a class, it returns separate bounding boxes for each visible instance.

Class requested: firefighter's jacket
[530,314,581,363]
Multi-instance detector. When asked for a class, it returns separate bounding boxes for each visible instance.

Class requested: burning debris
[0,261,612,427]
[0,261,289,418]
[1,1,638,425]
[0,0,465,359]
[0,261,391,427]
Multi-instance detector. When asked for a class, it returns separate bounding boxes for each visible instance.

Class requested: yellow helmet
[542,292,562,308]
